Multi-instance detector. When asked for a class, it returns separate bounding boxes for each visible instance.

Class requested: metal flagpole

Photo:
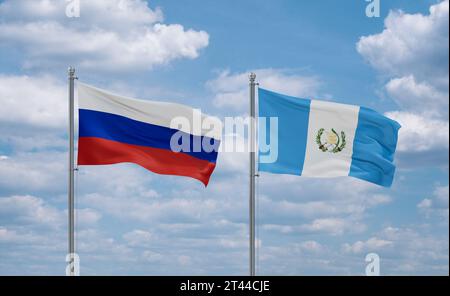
[68,67,76,276]
[249,73,257,276]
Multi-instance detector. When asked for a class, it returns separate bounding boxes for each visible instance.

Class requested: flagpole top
[249,72,256,82]
[68,67,76,77]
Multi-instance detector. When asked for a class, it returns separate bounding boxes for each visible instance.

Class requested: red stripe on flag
[77,137,216,186]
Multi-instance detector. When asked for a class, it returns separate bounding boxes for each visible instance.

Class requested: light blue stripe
[349,107,401,187]
[258,88,310,175]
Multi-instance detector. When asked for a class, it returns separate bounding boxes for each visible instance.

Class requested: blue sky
[0,0,448,275]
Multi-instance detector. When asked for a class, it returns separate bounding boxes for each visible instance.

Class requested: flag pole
[249,73,257,276]
[68,67,76,276]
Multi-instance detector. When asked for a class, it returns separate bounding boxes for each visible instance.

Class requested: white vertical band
[301,100,360,177]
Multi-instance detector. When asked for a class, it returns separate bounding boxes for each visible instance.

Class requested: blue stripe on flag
[78,109,219,163]
[258,88,311,175]
[349,107,401,187]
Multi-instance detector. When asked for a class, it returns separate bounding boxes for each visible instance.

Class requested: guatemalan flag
[258,88,401,187]
[77,83,222,186]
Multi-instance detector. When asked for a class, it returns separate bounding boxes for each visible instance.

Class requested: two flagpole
[68,67,76,276]
[249,73,257,276]
[66,69,258,276]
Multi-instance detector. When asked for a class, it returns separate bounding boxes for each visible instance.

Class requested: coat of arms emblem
[316,128,346,153]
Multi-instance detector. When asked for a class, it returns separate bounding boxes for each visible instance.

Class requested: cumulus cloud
[298,240,323,253]
[0,195,63,227]
[418,185,449,220]
[434,185,450,208]
[0,75,66,128]
[357,0,449,166]
[81,192,232,224]
[0,227,39,244]
[342,237,393,254]
[0,0,447,276]
[0,151,66,194]
[0,0,209,71]
[341,226,448,274]
[357,0,449,79]
[386,75,448,119]
[385,111,449,152]
[207,69,321,111]
[259,176,391,217]
[142,250,163,263]
[214,133,248,175]
[300,218,366,236]
[0,194,101,228]
[76,208,102,226]
[263,218,365,236]
[0,0,163,29]
[379,226,448,274]
[123,229,153,247]
[76,229,133,261]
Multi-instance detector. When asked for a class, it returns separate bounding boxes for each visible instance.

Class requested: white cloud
[0,0,209,71]
[366,194,392,207]
[0,227,39,243]
[340,226,448,274]
[259,176,391,215]
[417,198,433,210]
[76,208,102,226]
[298,240,323,252]
[385,111,449,152]
[215,133,248,173]
[0,195,63,227]
[263,218,366,236]
[253,177,396,240]
[0,75,78,157]
[262,224,295,234]
[76,163,161,199]
[142,250,163,262]
[343,237,393,254]
[0,0,163,27]
[76,229,133,260]
[0,0,447,276]
[0,151,66,194]
[357,0,449,163]
[299,218,366,236]
[123,229,153,247]
[357,0,449,79]
[0,194,100,228]
[434,185,449,208]
[386,75,448,119]
[0,75,66,128]
[207,69,321,111]
[81,193,221,223]
[418,185,449,220]
[380,226,448,273]
[218,237,248,249]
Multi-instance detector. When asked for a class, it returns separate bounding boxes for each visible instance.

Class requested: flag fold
[77,83,221,186]
[258,88,401,187]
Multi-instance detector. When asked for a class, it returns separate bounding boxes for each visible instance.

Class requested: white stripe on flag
[301,100,360,177]
[77,83,222,140]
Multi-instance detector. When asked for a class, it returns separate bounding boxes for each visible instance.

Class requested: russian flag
[77,83,222,186]
[258,88,401,187]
